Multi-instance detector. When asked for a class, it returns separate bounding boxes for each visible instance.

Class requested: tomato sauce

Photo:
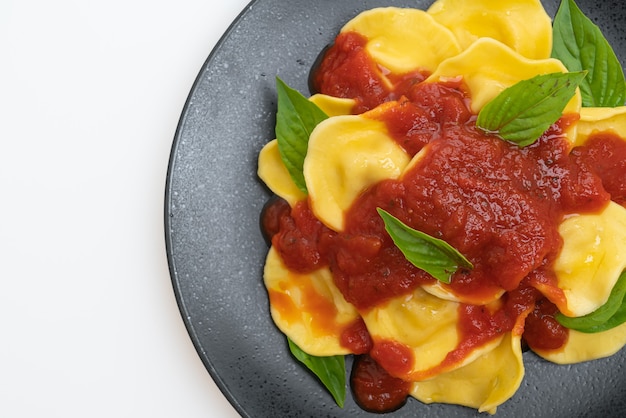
[260,195,291,245]
[370,339,414,378]
[340,318,373,354]
[571,132,626,205]
[310,31,427,114]
[270,200,335,273]
[524,296,569,351]
[351,354,411,413]
[261,29,626,413]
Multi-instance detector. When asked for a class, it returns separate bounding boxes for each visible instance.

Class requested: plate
[165,1,626,416]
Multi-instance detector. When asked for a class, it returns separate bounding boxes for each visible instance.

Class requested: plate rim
[163,1,259,416]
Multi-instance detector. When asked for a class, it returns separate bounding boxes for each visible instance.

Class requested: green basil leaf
[377,208,473,284]
[552,0,626,107]
[556,270,626,333]
[287,338,346,407]
[476,71,586,147]
[275,77,328,193]
[581,302,626,334]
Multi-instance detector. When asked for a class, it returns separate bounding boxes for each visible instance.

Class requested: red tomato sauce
[524,294,569,351]
[340,318,373,355]
[262,29,625,413]
[370,339,414,378]
[311,31,427,114]
[571,132,626,205]
[351,354,411,413]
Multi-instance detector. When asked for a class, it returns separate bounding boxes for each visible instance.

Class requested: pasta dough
[341,7,461,74]
[411,331,524,414]
[263,247,359,356]
[425,37,580,117]
[553,202,626,317]
[427,0,552,59]
[304,114,410,231]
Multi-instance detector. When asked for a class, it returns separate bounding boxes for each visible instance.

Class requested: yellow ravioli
[533,321,626,364]
[362,287,502,381]
[575,106,626,147]
[341,7,462,74]
[427,0,552,60]
[553,202,626,317]
[309,94,356,117]
[411,331,524,415]
[425,38,581,120]
[263,247,359,356]
[257,139,307,207]
[422,281,505,306]
[303,114,410,231]
[257,95,354,207]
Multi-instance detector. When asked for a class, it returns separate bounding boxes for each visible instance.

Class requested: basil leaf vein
[556,270,626,333]
[287,338,346,407]
[476,71,586,147]
[377,208,473,284]
[275,77,328,193]
[552,0,626,107]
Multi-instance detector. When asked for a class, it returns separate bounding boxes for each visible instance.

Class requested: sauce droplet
[350,355,410,413]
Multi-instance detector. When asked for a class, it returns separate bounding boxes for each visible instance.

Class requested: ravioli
[553,202,626,317]
[303,114,410,231]
[258,95,355,208]
[263,247,359,356]
[411,331,524,414]
[361,288,460,379]
[309,94,356,117]
[425,37,581,118]
[427,0,552,60]
[361,287,503,381]
[533,321,626,364]
[422,280,505,305]
[575,106,626,146]
[340,7,461,74]
[257,139,306,207]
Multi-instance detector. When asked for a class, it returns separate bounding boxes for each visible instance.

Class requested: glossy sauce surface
[351,355,411,413]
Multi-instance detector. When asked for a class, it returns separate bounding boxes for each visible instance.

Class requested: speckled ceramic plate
[165,1,626,416]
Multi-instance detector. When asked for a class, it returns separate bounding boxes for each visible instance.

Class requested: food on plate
[257,0,626,414]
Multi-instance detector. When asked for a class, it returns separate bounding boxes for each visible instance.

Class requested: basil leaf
[275,77,328,193]
[287,338,346,407]
[377,208,473,284]
[552,0,626,107]
[556,270,626,333]
[476,71,586,147]
[582,302,626,334]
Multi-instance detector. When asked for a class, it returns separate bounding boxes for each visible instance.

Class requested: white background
[0,1,249,416]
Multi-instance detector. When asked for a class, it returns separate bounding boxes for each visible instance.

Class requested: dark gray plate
[165,1,626,417]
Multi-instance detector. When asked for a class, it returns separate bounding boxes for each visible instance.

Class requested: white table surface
[1,1,249,416]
